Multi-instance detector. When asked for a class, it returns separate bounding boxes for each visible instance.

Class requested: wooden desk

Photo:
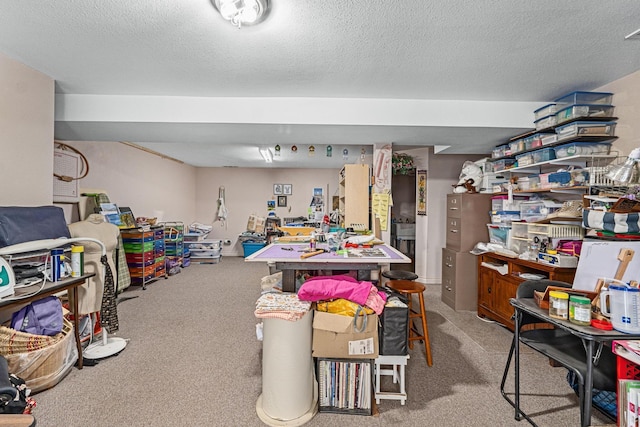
[0,274,95,369]
[245,243,411,292]
[503,298,634,427]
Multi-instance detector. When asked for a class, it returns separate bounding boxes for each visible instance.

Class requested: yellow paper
[372,192,390,231]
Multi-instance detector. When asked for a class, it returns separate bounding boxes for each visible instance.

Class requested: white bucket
[600,280,640,334]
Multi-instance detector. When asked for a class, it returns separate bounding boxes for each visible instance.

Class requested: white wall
[195,167,339,256]
[0,52,54,205]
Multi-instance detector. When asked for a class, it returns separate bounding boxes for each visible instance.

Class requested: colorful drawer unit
[555,121,617,141]
[554,104,615,124]
[121,228,165,288]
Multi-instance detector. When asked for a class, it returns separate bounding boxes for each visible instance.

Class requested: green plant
[392,153,415,175]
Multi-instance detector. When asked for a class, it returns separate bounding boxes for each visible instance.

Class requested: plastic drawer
[555,104,614,124]
[555,121,617,140]
[554,91,613,106]
[534,103,557,121]
[532,147,556,163]
[554,142,611,158]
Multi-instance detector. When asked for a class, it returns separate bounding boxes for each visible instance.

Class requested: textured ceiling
[1,0,639,168]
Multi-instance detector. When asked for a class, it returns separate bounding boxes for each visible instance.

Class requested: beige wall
[195,167,339,256]
[597,69,640,157]
[0,52,54,205]
[64,141,197,225]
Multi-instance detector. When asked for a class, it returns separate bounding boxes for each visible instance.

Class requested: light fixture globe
[212,0,269,28]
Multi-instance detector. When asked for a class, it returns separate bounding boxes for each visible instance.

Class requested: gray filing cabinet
[441,193,491,310]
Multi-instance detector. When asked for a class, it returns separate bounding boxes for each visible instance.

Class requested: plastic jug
[600,281,640,334]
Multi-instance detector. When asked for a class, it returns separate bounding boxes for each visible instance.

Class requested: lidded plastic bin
[554,142,611,158]
[555,121,617,141]
[532,147,556,163]
[554,91,613,107]
[534,103,557,121]
[555,104,615,124]
[534,114,557,131]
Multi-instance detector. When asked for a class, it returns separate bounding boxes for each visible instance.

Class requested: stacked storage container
[164,222,184,274]
[186,239,223,264]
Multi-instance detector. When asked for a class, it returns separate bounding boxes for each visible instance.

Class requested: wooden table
[245,243,411,292]
[0,273,96,369]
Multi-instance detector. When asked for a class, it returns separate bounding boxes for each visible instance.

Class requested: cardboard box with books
[312,310,379,359]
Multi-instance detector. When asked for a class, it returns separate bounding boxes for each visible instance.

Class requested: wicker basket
[1,318,78,393]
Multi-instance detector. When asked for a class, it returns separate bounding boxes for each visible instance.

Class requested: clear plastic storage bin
[554,142,611,158]
[516,152,534,167]
[534,103,557,121]
[490,159,516,172]
[541,134,558,145]
[554,91,613,107]
[532,147,556,163]
[534,114,557,130]
[555,121,617,141]
[555,104,615,124]
[509,139,525,154]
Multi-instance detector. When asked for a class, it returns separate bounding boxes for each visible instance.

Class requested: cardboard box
[533,286,597,310]
[312,310,379,359]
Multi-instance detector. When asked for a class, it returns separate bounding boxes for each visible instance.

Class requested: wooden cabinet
[440,193,491,311]
[476,252,576,330]
[339,164,370,230]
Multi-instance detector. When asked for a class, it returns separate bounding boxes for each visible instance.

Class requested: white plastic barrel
[256,310,317,425]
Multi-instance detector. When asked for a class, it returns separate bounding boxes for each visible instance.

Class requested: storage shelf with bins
[316,358,373,415]
[163,222,184,272]
[510,222,584,254]
[488,116,619,193]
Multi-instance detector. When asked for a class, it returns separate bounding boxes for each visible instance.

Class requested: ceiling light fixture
[259,147,273,163]
[212,0,269,29]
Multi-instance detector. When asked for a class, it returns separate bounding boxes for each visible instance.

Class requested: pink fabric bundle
[298,275,387,314]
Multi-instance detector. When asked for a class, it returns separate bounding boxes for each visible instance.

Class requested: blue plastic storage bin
[242,242,266,257]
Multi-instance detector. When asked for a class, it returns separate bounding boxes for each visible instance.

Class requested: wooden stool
[386,280,433,366]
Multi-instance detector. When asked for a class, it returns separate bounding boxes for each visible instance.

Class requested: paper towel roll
[261,310,314,421]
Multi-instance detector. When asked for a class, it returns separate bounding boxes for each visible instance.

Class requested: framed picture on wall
[283,184,292,195]
[273,184,283,195]
[277,196,287,207]
[417,170,427,215]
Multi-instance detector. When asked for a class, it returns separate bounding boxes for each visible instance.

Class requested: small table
[0,273,95,369]
[245,243,411,292]
[503,297,636,427]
